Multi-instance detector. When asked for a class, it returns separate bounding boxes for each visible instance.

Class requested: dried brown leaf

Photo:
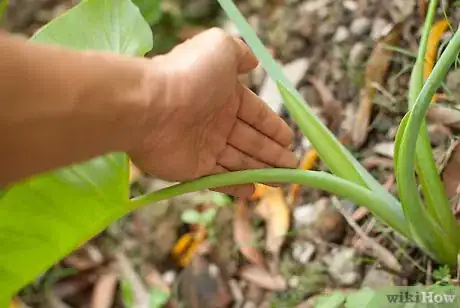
[254,188,290,259]
[427,105,460,130]
[234,199,266,267]
[179,256,232,308]
[333,198,402,273]
[352,24,402,147]
[91,272,118,308]
[239,265,287,291]
[442,142,460,202]
[307,76,343,132]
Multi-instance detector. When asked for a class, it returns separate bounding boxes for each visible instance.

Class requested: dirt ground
[7,0,460,307]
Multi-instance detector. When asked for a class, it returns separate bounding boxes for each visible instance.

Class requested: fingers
[228,120,297,168]
[211,165,255,198]
[236,84,293,147]
[217,144,270,171]
[232,37,259,74]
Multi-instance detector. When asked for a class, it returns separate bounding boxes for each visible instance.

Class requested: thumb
[232,37,259,74]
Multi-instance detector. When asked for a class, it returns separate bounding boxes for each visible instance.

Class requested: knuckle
[207,27,230,42]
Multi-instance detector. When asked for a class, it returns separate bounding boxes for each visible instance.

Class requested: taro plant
[1,0,460,304]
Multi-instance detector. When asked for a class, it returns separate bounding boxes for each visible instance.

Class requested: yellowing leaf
[288,149,318,204]
[171,229,206,267]
[424,19,450,81]
[250,183,271,200]
[254,188,290,258]
[352,24,401,147]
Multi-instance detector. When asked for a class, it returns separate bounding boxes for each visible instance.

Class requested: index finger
[236,83,294,148]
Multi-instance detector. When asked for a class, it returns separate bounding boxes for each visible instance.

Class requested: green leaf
[396,26,460,266]
[0,0,152,299]
[192,191,232,207]
[32,0,153,55]
[132,0,162,25]
[345,288,375,308]
[121,279,135,307]
[314,291,346,308]
[181,209,201,224]
[149,288,170,308]
[200,208,218,225]
[0,0,9,21]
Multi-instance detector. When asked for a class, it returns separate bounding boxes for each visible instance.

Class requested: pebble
[292,241,316,264]
[258,58,310,113]
[333,26,350,43]
[371,18,390,40]
[350,17,371,36]
[373,142,395,158]
[162,270,176,286]
[293,204,317,228]
[362,267,400,288]
[343,0,359,11]
[325,247,360,286]
[349,42,367,66]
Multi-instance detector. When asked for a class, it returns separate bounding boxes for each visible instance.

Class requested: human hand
[129,28,297,198]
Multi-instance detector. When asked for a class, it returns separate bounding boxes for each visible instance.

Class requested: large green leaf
[132,0,162,25]
[0,0,9,22]
[0,0,152,300]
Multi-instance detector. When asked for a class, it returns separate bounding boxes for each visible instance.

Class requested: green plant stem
[408,0,458,242]
[216,0,365,186]
[130,169,410,238]
[218,0,402,216]
[397,26,460,266]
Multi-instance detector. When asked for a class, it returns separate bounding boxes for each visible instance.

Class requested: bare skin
[0,28,297,198]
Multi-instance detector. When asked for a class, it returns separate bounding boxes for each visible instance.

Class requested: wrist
[77,51,165,154]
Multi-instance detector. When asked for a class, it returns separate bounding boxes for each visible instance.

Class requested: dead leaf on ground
[307,76,343,132]
[442,141,460,204]
[129,161,142,184]
[427,105,460,130]
[250,183,272,200]
[424,19,450,81]
[63,243,104,271]
[254,187,290,261]
[288,148,318,205]
[172,227,206,267]
[332,198,402,273]
[145,267,170,293]
[234,199,266,267]
[418,0,427,19]
[239,265,287,291]
[91,272,119,308]
[179,256,232,308]
[52,267,100,300]
[351,23,402,147]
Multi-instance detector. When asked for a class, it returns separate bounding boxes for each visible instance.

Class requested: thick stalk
[130,169,410,238]
[409,0,457,241]
[397,27,460,265]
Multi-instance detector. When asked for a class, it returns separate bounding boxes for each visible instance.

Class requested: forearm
[0,32,157,187]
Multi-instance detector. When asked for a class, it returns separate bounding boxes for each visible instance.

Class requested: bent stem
[130,169,410,238]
